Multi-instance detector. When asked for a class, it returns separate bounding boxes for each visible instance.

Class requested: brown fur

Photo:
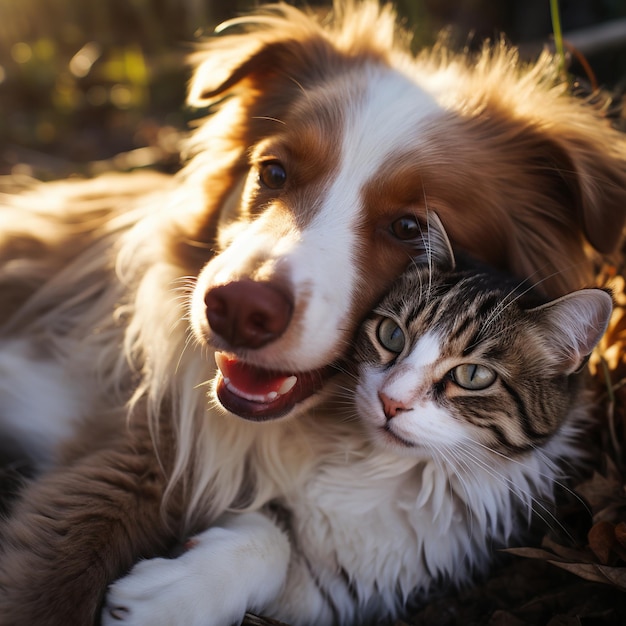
[0,406,185,625]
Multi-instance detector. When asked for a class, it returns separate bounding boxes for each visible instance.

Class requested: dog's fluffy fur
[0,2,625,624]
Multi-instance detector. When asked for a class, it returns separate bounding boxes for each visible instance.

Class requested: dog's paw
[101,556,221,626]
[101,516,288,626]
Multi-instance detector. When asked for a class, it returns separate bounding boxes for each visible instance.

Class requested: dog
[0,2,625,624]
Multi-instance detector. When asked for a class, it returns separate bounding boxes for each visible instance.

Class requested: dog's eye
[390,216,421,241]
[259,161,287,190]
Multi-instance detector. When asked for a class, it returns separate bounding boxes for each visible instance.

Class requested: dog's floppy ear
[187,2,398,108]
[187,7,337,107]
[550,126,626,255]
[188,36,314,107]
[187,37,267,106]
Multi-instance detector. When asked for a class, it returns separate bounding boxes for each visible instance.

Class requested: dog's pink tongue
[214,352,336,421]
[214,352,297,404]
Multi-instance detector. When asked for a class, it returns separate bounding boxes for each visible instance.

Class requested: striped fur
[354,242,611,459]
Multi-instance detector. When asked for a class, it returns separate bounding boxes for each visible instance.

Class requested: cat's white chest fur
[281,443,486,621]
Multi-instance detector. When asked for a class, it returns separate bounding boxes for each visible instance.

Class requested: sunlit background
[1,0,625,178]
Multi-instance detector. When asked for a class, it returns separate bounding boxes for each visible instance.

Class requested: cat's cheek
[392,406,467,449]
[354,379,387,427]
[354,399,385,431]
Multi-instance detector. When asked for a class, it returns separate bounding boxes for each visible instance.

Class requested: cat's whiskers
[452,443,559,534]
[435,443,482,540]
[404,255,427,316]
[457,439,582,541]
[474,273,545,345]
[510,438,592,517]
[431,440,527,510]
[422,211,434,304]
[475,259,588,344]
[330,391,363,418]
[331,359,360,380]
[471,435,587,507]
[404,204,442,307]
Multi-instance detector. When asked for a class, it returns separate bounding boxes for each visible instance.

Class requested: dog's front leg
[102,512,291,626]
[0,413,179,626]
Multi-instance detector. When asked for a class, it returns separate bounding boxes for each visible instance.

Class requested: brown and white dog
[0,2,625,624]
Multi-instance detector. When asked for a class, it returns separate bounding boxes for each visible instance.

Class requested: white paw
[101,516,289,626]
[102,556,218,626]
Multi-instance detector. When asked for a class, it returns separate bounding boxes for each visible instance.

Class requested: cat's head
[353,214,612,460]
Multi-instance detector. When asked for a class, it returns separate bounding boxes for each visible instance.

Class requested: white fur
[103,513,292,626]
[0,338,89,466]
[101,403,586,625]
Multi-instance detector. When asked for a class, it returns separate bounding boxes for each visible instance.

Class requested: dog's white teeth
[226,383,268,403]
[263,376,297,401]
[278,376,297,395]
[221,372,298,404]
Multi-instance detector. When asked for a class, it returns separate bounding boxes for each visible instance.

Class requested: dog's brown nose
[204,280,293,349]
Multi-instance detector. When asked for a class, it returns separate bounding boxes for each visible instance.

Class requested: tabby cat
[102,218,611,626]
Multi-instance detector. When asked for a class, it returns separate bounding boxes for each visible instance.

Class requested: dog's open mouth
[214,352,337,420]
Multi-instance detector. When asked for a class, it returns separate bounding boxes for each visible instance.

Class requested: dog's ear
[187,8,338,107]
[452,45,626,266]
[187,2,398,108]
[188,36,316,107]
[187,38,265,106]
[547,126,626,255]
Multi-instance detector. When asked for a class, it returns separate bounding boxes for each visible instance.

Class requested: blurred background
[0,0,625,179]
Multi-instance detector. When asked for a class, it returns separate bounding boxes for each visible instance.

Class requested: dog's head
[174,2,626,421]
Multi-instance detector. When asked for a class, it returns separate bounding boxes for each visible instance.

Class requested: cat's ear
[531,288,613,374]
[416,212,456,271]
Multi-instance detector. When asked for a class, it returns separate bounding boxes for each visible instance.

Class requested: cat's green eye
[451,364,496,390]
[376,317,405,353]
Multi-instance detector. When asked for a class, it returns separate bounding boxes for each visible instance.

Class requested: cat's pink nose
[378,392,409,420]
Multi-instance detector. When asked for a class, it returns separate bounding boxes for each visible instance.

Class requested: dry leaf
[487,610,527,626]
[548,561,626,591]
[588,521,618,564]
[615,521,626,548]
[575,456,626,523]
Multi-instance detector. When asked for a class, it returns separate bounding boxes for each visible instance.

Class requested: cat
[101,216,612,626]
